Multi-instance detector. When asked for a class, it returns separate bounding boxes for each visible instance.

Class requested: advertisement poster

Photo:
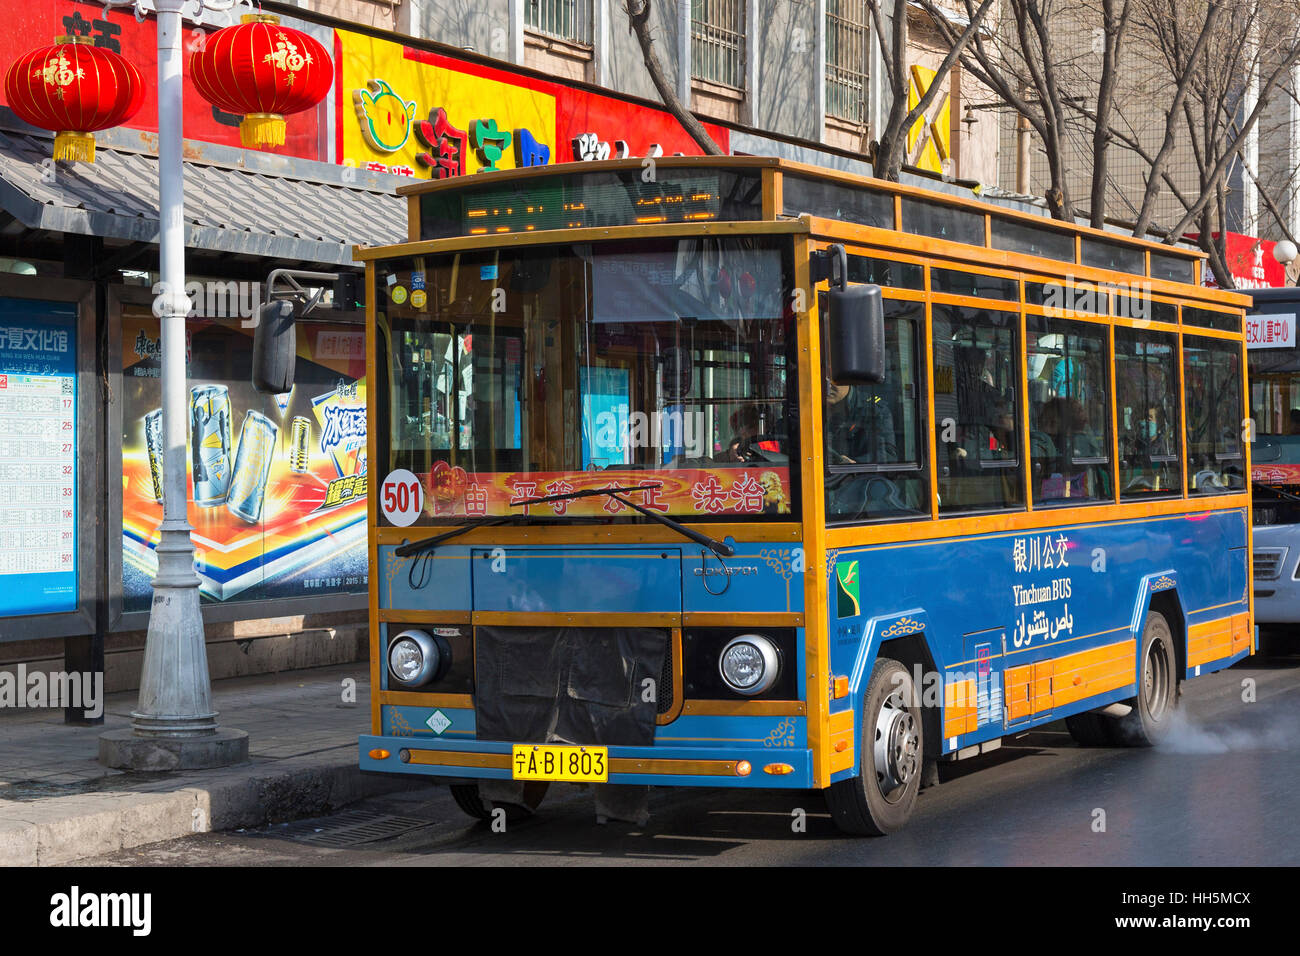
[333,29,729,180]
[0,299,77,617]
[1,0,328,161]
[121,309,367,612]
[336,31,557,179]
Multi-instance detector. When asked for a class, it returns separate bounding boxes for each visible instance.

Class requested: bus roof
[365,157,1247,307]
[395,156,1204,257]
[1249,286,1300,308]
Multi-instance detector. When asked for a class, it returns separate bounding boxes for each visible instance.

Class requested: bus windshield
[1250,346,1300,468]
[376,236,798,523]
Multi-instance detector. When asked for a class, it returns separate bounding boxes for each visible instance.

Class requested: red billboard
[1200,232,1287,290]
[1,0,327,160]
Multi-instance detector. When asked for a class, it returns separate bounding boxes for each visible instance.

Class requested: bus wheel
[450,783,491,820]
[1112,610,1179,746]
[1064,712,1116,747]
[826,658,922,836]
[450,781,549,822]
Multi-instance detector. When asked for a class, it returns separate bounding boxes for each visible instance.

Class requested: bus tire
[451,781,549,823]
[1065,712,1116,747]
[450,783,492,820]
[826,658,922,836]
[1112,610,1179,747]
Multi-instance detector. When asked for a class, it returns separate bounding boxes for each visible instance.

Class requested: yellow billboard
[337,31,557,180]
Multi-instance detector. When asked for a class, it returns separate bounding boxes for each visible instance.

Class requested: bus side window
[1116,328,1182,499]
[823,298,927,521]
[1184,335,1246,494]
[932,304,1024,514]
[1026,315,1112,505]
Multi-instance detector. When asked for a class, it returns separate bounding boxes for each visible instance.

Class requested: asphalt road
[80,650,1300,866]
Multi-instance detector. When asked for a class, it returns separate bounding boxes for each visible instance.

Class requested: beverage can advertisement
[121,309,368,610]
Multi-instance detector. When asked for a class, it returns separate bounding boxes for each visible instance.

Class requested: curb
[0,752,426,866]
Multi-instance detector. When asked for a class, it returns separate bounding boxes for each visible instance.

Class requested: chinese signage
[335,30,729,181]
[1009,533,1074,649]
[121,310,366,611]
[385,466,792,522]
[0,299,77,617]
[1246,311,1296,349]
[1202,232,1287,290]
[1253,464,1300,485]
[337,34,557,178]
[5,1,733,174]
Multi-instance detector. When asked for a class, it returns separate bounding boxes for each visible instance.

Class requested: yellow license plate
[511,744,608,782]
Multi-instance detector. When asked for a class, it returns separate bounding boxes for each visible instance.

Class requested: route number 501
[381,469,423,527]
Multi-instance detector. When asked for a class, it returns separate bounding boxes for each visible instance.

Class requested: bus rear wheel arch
[826,657,924,835]
[1065,609,1180,748]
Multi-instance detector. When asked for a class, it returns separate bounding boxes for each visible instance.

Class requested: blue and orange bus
[262,157,1252,834]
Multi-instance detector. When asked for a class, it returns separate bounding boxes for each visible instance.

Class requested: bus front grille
[1254,549,1285,580]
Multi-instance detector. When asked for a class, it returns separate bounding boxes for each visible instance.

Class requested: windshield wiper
[1252,480,1300,503]
[394,515,516,558]
[511,484,736,558]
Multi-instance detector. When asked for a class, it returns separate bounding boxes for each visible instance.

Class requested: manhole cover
[257,809,433,847]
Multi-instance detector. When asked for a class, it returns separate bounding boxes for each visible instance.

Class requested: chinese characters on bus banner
[409,466,793,520]
[1010,533,1074,648]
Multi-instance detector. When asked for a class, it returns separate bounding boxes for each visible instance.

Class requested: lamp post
[98,0,251,770]
[1273,238,1299,286]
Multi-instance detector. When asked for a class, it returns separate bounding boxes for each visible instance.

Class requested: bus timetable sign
[1246,311,1295,349]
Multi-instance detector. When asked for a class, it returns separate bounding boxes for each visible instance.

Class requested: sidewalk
[0,663,418,865]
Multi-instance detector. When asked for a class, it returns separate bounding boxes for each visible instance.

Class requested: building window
[692,0,745,89]
[526,0,592,45]
[826,0,869,123]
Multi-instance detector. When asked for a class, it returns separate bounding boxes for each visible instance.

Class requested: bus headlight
[388,629,450,688]
[719,634,781,696]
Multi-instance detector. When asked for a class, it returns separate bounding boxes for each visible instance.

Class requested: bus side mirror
[252,299,297,394]
[828,282,885,384]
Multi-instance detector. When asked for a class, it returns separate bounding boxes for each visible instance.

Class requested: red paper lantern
[4,36,144,163]
[189,13,333,150]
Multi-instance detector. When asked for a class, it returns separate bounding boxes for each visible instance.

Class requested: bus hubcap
[1144,639,1170,719]
[874,690,919,800]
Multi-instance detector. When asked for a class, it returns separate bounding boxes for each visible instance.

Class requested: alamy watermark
[1041,276,1152,323]
[0,665,103,720]
[889,664,982,709]
[592,406,707,458]
[151,279,263,327]
[50,886,150,936]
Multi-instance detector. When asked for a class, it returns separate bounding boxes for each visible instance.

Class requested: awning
[0,126,405,266]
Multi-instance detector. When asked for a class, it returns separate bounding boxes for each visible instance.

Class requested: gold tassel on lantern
[54,131,96,163]
[239,113,286,149]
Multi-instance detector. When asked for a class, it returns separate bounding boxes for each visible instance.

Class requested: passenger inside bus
[934,319,1024,512]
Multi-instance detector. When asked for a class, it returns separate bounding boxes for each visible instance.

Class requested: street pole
[100,0,248,769]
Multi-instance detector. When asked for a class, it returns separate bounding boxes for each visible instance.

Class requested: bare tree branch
[624,0,724,156]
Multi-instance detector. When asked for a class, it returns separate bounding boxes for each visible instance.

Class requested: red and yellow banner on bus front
[413,464,792,519]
